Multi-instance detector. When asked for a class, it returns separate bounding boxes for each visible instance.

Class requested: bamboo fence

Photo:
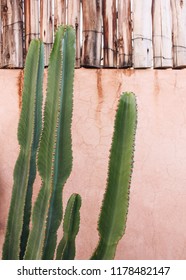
[0,0,186,69]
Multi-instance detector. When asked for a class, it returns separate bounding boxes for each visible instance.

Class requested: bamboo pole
[24,0,40,55]
[67,0,81,68]
[1,0,23,68]
[152,0,172,68]
[40,0,54,66]
[54,0,66,31]
[102,0,117,68]
[132,0,153,68]
[171,0,186,68]
[118,0,132,68]
[81,0,102,67]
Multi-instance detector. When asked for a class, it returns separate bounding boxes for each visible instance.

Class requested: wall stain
[96,69,104,124]
[17,70,24,111]
[154,70,160,96]
[111,80,122,116]
[174,72,178,89]
[123,68,135,77]
[116,81,122,98]
[108,71,123,121]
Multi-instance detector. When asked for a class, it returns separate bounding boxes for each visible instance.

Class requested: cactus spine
[91,92,137,260]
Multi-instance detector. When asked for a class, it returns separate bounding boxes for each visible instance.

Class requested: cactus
[2,40,44,260]
[56,194,81,260]
[91,92,137,260]
[2,24,137,260]
[58,92,137,260]
[2,25,76,260]
[24,26,75,260]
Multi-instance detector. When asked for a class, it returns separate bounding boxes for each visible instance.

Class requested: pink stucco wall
[0,69,186,259]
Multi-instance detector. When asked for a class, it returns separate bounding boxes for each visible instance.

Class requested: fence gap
[102,0,117,68]
[24,0,40,55]
[40,0,54,66]
[67,0,81,68]
[152,0,172,69]
[81,0,102,68]
[118,0,132,68]
[1,0,23,68]
[132,0,153,68]
[171,0,186,68]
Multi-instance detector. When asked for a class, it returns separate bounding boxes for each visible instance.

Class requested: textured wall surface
[0,69,186,259]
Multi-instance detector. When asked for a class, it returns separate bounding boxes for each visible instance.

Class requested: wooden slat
[54,0,66,31]
[132,0,153,68]
[81,0,102,67]
[40,0,54,66]
[24,0,40,54]
[1,0,23,68]
[118,0,132,68]
[102,0,117,68]
[67,0,81,68]
[152,0,172,68]
[171,0,186,68]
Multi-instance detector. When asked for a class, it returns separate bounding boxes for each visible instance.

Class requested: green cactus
[24,26,75,260]
[56,194,81,260]
[91,92,137,260]
[2,40,44,260]
[2,25,76,260]
[2,24,137,260]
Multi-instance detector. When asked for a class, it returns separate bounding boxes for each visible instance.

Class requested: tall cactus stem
[2,40,44,260]
[24,26,75,260]
[91,92,137,260]
[56,194,81,260]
